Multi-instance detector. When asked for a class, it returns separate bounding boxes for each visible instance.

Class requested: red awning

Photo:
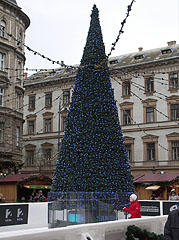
[132,174,145,181]
[0,174,38,183]
[134,173,179,183]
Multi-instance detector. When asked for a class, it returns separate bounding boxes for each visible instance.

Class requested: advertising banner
[163,201,178,215]
[0,204,28,226]
[139,201,160,216]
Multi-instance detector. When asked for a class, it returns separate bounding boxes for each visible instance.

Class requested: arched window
[0,20,6,37]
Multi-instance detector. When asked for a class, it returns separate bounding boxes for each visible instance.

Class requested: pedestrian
[164,201,179,240]
[168,189,179,201]
[36,190,46,202]
[150,193,156,200]
[0,193,5,203]
[28,191,36,202]
[123,194,141,219]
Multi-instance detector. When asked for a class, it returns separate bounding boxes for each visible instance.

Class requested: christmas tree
[52,5,134,208]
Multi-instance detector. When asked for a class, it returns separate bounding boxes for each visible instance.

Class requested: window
[167,133,179,162]
[16,127,20,147]
[63,91,70,105]
[142,134,158,163]
[147,143,155,161]
[45,118,52,133]
[145,77,154,93]
[143,99,157,123]
[27,150,34,166]
[62,116,67,131]
[120,102,133,126]
[0,122,4,142]
[0,53,5,71]
[29,95,35,110]
[45,93,52,107]
[123,109,131,125]
[126,144,132,162]
[0,88,3,106]
[169,72,178,89]
[0,20,6,38]
[18,31,22,44]
[124,136,134,163]
[43,149,52,165]
[146,107,154,123]
[161,49,172,54]
[17,61,21,80]
[122,81,131,97]
[41,142,54,166]
[171,104,179,120]
[28,120,35,135]
[43,112,54,133]
[17,94,21,111]
[172,142,179,161]
[134,54,144,60]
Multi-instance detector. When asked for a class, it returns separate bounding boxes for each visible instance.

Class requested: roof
[133,174,145,181]
[109,43,179,69]
[7,0,17,5]
[134,173,179,183]
[0,174,38,183]
[24,42,179,88]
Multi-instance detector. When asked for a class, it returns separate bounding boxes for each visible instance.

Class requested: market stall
[0,173,52,202]
[134,173,179,200]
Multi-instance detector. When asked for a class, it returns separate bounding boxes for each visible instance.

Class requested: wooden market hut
[0,173,52,202]
[133,173,179,200]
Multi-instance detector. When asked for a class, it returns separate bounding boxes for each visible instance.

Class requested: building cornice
[1,0,30,29]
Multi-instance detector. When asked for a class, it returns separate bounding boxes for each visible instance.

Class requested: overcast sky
[17,0,179,73]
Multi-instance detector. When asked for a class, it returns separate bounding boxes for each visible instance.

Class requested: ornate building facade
[0,0,30,176]
[22,41,179,177]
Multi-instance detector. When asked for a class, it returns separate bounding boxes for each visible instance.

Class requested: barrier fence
[0,200,177,230]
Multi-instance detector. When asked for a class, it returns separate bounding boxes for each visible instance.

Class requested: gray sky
[17,0,179,72]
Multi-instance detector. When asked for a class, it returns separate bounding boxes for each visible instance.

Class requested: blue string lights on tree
[51,4,134,210]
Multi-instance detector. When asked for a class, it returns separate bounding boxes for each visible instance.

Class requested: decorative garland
[126,225,164,240]
[18,174,52,186]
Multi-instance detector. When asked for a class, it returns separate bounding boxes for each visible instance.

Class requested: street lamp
[151,166,157,174]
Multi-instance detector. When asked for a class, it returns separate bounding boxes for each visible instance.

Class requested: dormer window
[109,60,118,65]
[161,49,172,54]
[109,58,123,65]
[134,54,144,60]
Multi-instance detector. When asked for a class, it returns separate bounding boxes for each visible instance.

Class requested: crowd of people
[28,190,47,202]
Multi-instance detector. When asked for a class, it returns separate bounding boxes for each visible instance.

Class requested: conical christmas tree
[52,5,134,208]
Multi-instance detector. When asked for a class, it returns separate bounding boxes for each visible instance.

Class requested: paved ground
[0,228,55,240]
[0,226,85,240]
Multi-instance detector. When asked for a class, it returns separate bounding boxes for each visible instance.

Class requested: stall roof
[133,174,145,181]
[134,173,179,183]
[0,174,39,183]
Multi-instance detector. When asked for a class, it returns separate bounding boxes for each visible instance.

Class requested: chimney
[167,41,176,46]
[138,47,143,52]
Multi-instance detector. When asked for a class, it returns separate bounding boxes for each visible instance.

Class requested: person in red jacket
[123,194,141,219]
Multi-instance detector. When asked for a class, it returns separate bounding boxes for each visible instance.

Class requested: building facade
[22,41,179,177]
[110,40,179,175]
[22,69,75,177]
[0,0,30,176]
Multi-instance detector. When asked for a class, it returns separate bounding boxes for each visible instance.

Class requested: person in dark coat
[123,194,141,219]
[164,202,179,240]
